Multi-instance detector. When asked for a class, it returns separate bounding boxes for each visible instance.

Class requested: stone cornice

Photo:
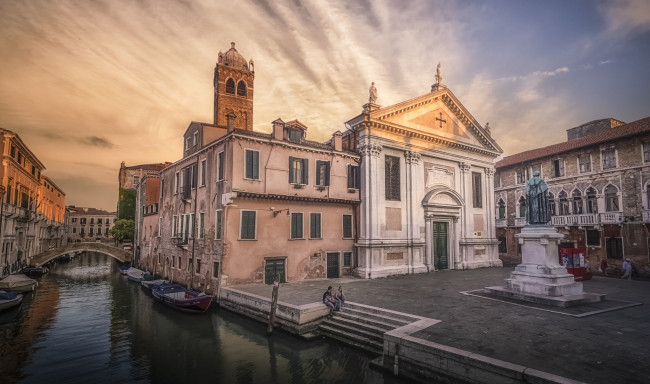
[235,191,360,205]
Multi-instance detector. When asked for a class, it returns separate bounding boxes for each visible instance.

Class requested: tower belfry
[214,42,255,131]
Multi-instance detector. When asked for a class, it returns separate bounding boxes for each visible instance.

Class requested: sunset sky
[1,0,649,211]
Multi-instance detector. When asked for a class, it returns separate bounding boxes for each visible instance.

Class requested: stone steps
[317,302,422,355]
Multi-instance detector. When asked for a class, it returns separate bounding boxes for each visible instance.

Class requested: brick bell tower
[214,42,255,131]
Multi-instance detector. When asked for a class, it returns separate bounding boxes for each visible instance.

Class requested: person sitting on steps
[335,285,345,309]
[322,286,340,316]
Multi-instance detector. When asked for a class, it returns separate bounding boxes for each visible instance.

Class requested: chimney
[332,131,343,151]
[226,112,237,132]
[272,118,285,140]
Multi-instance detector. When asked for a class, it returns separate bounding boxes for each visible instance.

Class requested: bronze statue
[526,171,550,224]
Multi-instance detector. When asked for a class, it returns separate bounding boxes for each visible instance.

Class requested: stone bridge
[31,242,132,266]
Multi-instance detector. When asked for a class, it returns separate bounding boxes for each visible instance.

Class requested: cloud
[597,0,650,41]
[79,136,114,148]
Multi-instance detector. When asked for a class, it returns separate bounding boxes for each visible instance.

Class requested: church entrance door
[433,222,448,270]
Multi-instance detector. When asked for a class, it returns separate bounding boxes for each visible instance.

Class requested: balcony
[495,218,507,228]
[643,210,650,223]
[514,218,526,227]
[599,212,623,224]
[551,214,598,227]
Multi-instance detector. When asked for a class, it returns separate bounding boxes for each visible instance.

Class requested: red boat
[151,283,213,313]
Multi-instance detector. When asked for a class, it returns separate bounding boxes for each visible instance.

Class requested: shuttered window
[289,157,308,184]
[241,211,256,240]
[245,149,259,179]
[316,161,330,186]
[291,213,303,239]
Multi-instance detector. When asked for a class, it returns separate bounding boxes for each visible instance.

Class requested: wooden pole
[267,273,280,334]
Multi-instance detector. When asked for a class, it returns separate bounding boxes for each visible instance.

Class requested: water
[0,253,403,384]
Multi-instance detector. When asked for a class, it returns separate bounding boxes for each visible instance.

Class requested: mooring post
[267,273,280,334]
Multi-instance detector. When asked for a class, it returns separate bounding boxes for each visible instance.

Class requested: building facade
[67,206,116,243]
[0,128,66,275]
[136,43,359,290]
[344,80,503,278]
[494,117,650,276]
[117,161,169,220]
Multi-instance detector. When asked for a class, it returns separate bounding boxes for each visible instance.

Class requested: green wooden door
[433,222,448,270]
[265,259,286,284]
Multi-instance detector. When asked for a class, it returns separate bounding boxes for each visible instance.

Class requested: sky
[0,0,649,211]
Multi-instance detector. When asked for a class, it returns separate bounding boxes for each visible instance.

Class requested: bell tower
[213,42,255,131]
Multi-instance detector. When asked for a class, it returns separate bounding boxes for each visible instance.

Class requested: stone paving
[233,267,650,384]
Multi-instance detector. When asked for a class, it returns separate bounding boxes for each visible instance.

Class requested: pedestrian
[322,286,340,315]
[621,259,632,280]
[335,285,346,309]
[600,259,608,276]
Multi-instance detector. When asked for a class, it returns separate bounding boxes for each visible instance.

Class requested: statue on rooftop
[526,171,550,225]
[435,62,442,86]
[369,82,378,104]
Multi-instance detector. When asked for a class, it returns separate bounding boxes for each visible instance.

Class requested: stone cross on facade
[435,112,446,129]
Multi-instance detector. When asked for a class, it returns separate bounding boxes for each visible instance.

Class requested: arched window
[226,78,235,94]
[497,199,506,219]
[605,185,619,212]
[548,192,556,216]
[586,187,598,214]
[518,196,526,218]
[558,191,569,215]
[572,189,583,215]
[237,80,247,97]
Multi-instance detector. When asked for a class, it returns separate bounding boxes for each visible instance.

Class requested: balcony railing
[514,218,526,227]
[643,210,650,223]
[599,212,622,224]
[551,214,598,226]
[495,219,507,228]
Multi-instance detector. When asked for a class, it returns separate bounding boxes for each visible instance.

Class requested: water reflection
[0,253,404,384]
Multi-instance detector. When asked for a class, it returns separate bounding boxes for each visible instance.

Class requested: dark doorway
[433,222,448,270]
[264,259,286,284]
[327,252,339,278]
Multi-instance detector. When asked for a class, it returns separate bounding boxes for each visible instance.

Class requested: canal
[0,252,404,384]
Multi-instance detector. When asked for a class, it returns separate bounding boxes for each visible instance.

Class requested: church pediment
[367,89,502,155]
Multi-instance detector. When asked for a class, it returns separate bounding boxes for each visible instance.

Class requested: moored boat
[23,266,46,278]
[0,290,23,311]
[0,291,23,311]
[0,274,37,292]
[151,283,212,313]
[119,265,131,275]
[126,268,150,283]
[141,279,168,291]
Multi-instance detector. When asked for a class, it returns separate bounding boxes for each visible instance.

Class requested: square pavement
[234,267,650,384]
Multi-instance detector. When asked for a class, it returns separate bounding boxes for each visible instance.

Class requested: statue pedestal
[485,225,605,307]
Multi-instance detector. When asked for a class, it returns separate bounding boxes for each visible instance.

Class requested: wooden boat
[23,266,46,278]
[119,265,131,275]
[126,268,150,283]
[0,274,37,292]
[0,290,23,311]
[151,284,212,313]
[141,279,169,291]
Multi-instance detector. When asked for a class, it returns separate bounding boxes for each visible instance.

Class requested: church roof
[495,116,650,168]
[221,42,249,71]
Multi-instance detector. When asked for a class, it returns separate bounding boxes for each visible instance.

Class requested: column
[425,214,433,270]
[358,138,382,277]
[458,161,471,265]
[405,150,421,273]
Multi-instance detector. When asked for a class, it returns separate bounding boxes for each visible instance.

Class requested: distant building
[0,128,66,275]
[134,174,160,270]
[117,162,170,220]
[67,206,116,243]
[494,117,650,276]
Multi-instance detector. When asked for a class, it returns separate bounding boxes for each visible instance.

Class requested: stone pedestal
[485,225,605,307]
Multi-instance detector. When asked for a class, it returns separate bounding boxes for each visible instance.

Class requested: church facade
[343,78,503,278]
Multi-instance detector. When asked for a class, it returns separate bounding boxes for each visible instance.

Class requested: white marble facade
[347,86,503,278]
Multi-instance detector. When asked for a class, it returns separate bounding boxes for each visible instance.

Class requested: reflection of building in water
[0,276,60,380]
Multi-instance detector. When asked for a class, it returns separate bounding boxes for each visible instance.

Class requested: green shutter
[302,159,308,184]
[325,162,330,186]
[253,151,259,179]
[316,161,322,186]
[289,157,295,183]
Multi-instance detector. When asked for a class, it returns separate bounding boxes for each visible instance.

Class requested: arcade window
[237,80,247,97]
[385,155,400,201]
[605,185,619,212]
[225,78,235,94]
[497,199,506,219]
